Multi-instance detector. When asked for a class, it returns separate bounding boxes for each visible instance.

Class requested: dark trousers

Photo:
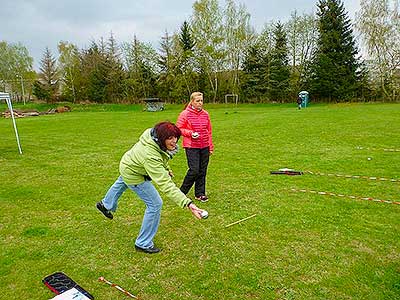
[180,147,210,197]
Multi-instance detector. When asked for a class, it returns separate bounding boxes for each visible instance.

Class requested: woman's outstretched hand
[188,202,203,219]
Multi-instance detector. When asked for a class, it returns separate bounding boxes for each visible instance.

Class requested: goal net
[224,94,239,105]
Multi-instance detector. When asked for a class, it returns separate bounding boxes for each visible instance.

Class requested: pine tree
[105,33,125,102]
[269,22,290,102]
[310,0,361,101]
[37,47,59,102]
[123,35,158,100]
[80,41,108,103]
[158,30,177,101]
[241,43,268,101]
[179,21,197,98]
[180,21,196,52]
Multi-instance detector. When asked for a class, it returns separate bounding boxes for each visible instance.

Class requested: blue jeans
[101,176,163,249]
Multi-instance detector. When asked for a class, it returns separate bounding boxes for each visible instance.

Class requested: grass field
[1,102,399,299]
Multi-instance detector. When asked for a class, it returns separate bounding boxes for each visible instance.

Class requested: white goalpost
[1,92,22,154]
[224,94,239,105]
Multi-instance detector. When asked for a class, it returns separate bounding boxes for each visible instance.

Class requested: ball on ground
[201,210,209,219]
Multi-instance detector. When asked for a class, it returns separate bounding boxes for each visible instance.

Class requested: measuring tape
[290,188,400,205]
[356,146,400,152]
[304,170,399,182]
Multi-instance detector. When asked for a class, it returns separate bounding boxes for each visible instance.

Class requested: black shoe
[96,202,113,219]
[135,245,161,254]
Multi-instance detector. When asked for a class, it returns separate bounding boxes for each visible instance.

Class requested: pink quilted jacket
[176,105,214,151]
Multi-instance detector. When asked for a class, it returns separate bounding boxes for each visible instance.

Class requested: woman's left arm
[144,157,191,208]
[208,115,214,153]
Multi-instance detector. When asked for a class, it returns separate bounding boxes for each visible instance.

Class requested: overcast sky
[1,0,361,70]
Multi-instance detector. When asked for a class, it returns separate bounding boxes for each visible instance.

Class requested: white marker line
[290,188,400,205]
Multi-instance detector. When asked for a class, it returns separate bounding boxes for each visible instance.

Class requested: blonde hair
[190,92,203,103]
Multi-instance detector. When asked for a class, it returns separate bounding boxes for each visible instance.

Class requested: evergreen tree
[158,30,178,101]
[105,33,125,102]
[269,22,290,102]
[122,36,158,100]
[33,80,50,101]
[241,23,276,102]
[310,0,361,101]
[80,41,108,103]
[241,43,268,102]
[36,47,59,102]
[180,21,196,52]
[179,21,197,98]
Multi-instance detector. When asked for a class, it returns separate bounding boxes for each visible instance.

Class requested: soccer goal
[224,94,239,105]
[1,92,22,154]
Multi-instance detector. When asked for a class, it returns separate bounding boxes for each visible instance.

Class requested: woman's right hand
[188,202,203,219]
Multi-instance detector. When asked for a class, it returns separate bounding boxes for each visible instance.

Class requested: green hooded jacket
[119,128,191,208]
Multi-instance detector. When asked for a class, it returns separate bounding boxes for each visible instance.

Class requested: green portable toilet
[298,91,309,108]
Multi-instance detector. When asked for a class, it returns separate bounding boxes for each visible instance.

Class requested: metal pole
[6,97,23,154]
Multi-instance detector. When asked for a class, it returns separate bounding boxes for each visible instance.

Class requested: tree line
[1,0,399,104]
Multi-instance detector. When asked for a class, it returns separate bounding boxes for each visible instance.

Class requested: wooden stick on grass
[225,214,257,228]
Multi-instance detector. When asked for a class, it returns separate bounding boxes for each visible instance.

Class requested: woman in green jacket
[96,121,204,254]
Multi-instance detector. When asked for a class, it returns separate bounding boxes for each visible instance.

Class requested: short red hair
[154,121,181,151]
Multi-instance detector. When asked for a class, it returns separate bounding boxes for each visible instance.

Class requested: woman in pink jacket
[176,92,214,202]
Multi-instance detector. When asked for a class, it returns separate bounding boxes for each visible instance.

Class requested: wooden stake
[225,214,257,228]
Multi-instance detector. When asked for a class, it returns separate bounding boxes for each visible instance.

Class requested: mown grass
[0,102,399,299]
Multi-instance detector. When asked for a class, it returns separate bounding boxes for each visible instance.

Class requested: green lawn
[1,102,399,300]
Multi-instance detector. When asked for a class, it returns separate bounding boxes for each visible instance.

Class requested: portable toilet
[298,91,309,108]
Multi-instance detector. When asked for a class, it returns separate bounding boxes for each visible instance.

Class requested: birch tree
[58,41,79,102]
[223,0,254,96]
[191,0,224,102]
[285,11,318,95]
[0,41,34,101]
[356,0,400,101]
